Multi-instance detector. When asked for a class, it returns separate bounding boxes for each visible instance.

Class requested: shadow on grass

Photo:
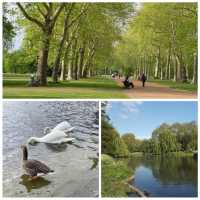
[3,78,120,89]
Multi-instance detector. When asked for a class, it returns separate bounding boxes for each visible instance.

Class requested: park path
[115,78,197,99]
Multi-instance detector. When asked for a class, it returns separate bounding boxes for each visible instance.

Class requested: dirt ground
[115,79,197,99]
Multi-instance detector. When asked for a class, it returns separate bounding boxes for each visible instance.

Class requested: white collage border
[0,0,199,200]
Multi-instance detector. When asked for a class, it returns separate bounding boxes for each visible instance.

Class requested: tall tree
[17,3,64,85]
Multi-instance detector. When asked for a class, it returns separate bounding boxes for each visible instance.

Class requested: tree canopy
[114,3,197,83]
[3,3,197,86]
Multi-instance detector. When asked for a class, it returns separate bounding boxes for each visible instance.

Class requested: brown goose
[21,145,54,180]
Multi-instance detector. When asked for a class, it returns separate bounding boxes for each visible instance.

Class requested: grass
[149,79,197,92]
[171,151,194,157]
[101,154,133,197]
[3,75,127,99]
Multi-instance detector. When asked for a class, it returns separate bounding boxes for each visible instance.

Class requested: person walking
[141,73,147,87]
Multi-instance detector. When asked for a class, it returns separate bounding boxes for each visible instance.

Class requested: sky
[106,101,197,139]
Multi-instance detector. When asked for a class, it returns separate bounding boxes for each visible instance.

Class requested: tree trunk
[173,55,177,82]
[160,60,163,80]
[78,46,85,78]
[67,60,72,80]
[166,47,171,80]
[17,3,65,86]
[168,62,171,80]
[67,45,73,80]
[154,57,159,79]
[60,59,65,81]
[52,16,69,82]
[74,50,79,80]
[175,55,181,81]
[154,47,160,79]
[191,52,197,84]
[37,32,50,86]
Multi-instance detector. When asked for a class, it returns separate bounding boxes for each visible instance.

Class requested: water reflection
[19,174,51,193]
[126,155,197,197]
[44,143,68,152]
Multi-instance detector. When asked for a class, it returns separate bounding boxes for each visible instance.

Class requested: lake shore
[102,152,197,197]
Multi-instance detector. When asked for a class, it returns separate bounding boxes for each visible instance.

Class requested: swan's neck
[33,137,44,142]
[29,137,44,144]
[23,147,28,160]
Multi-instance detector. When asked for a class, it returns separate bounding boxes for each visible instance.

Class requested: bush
[101,154,132,197]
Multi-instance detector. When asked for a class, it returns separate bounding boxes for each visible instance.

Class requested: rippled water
[127,155,197,197]
[3,101,99,197]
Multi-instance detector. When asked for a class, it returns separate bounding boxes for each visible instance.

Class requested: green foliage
[122,133,141,152]
[102,119,119,156]
[141,139,161,154]
[102,119,129,158]
[3,3,16,49]
[158,130,178,153]
[8,2,133,81]
[114,3,197,83]
[101,154,132,197]
[3,50,37,74]
[113,136,129,158]
[152,122,197,152]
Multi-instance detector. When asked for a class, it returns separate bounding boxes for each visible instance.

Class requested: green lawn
[149,80,197,92]
[3,75,127,99]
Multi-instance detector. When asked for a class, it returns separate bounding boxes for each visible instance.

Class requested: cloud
[105,101,143,120]
[120,102,143,114]
[121,114,129,119]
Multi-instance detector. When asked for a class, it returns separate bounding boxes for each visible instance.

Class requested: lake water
[127,155,197,197]
[3,101,99,197]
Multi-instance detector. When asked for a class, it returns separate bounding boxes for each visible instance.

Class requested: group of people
[123,73,147,89]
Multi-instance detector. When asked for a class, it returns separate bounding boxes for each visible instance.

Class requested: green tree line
[3,3,133,85]
[114,3,197,84]
[102,116,197,157]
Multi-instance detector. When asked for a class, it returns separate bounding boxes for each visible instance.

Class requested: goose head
[27,137,41,145]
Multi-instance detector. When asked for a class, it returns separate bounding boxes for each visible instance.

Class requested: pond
[127,155,197,197]
[3,101,99,197]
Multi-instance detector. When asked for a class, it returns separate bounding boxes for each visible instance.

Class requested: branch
[37,4,46,18]
[17,3,44,28]
[52,4,65,23]
[67,4,89,28]
[65,3,75,20]
[42,3,49,12]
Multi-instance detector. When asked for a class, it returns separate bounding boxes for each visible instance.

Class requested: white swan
[28,121,75,145]
[28,130,75,145]
[51,121,74,133]
[44,121,74,135]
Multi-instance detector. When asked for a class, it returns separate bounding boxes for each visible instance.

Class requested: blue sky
[106,101,197,139]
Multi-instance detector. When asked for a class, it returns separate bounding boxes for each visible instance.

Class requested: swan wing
[41,130,66,143]
[53,121,74,133]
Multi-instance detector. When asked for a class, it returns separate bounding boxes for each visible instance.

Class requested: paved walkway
[115,79,197,99]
